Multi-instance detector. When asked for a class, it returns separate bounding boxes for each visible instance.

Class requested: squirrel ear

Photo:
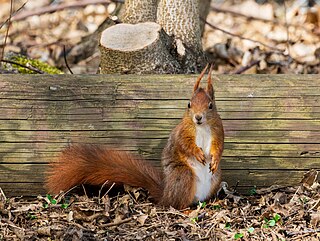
[207,64,214,99]
[193,63,209,92]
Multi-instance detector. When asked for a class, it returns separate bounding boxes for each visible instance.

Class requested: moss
[7,55,64,74]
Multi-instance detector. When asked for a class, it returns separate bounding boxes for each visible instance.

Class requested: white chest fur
[188,124,216,201]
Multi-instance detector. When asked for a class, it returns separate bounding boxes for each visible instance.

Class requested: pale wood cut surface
[0,75,319,196]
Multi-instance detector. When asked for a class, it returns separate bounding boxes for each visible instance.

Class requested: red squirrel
[45,64,224,209]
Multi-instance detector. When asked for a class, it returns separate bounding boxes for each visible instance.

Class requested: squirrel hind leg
[161,165,196,209]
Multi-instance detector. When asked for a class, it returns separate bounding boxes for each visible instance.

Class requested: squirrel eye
[208,102,213,109]
[188,102,191,108]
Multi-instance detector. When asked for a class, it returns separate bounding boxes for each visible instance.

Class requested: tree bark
[99,22,180,74]
[199,0,211,35]
[100,0,208,74]
[157,0,206,72]
[122,0,158,23]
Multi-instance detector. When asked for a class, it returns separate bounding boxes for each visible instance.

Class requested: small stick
[0,0,13,63]
[63,45,73,74]
[233,180,240,192]
[210,5,311,31]
[233,60,260,74]
[0,187,7,200]
[100,217,133,228]
[201,17,285,53]
[0,59,45,74]
[12,0,124,21]
[0,1,27,29]
[100,182,116,202]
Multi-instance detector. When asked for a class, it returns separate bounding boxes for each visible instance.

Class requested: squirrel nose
[195,115,202,121]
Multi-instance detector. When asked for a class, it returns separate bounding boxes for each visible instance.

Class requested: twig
[12,0,124,21]
[0,187,7,200]
[0,0,13,63]
[204,224,215,239]
[63,45,73,74]
[100,182,116,201]
[232,60,260,74]
[54,186,78,204]
[100,217,133,228]
[2,219,25,230]
[201,17,285,53]
[210,5,312,32]
[81,184,88,199]
[233,180,240,192]
[0,59,45,74]
[0,1,27,29]
[286,228,320,237]
[156,211,188,218]
[307,198,320,212]
[283,0,290,57]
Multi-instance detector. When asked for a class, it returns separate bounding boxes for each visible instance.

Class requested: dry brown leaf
[310,212,320,227]
[301,169,319,188]
[136,214,148,225]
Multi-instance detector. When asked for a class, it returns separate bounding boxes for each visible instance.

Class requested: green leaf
[46,194,53,201]
[27,213,37,220]
[273,213,281,222]
[46,194,57,204]
[43,203,48,209]
[268,219,276,227]
[190,217,198,223]
[225,222,231,229]
[234,233,244,239]
[198,201,206,208]
[247,227,255,233]
[212,204,221,210]
[248,186,257,195]
[61,203,69,209]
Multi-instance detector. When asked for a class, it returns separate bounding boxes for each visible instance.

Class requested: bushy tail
[45,144,164,202]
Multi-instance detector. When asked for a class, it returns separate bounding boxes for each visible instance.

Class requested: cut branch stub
[122,0,158,23]
[157,0,206,73]
[99,22,180,74]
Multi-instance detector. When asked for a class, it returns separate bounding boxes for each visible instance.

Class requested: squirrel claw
[209,159,218,173]
[195,148,206,165]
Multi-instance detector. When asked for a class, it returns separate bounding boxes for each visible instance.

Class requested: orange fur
[45,64,224,210]
[45,145,163,202]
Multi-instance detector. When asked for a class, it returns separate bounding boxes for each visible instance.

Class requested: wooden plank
[0,141,319,157]
[1,130,320,143]
[0,74,319,196]
[0,164,311,196]
[0,119,319,131]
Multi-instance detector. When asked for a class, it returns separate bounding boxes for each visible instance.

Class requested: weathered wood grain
[0,74,319,196]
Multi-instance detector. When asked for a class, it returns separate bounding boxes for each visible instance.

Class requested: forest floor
[0,170,319,240]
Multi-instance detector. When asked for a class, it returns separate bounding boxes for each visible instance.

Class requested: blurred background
[0,0,319,74]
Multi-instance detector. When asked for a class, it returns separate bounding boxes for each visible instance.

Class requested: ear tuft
[207,64,214,99]
[193,64,209,92]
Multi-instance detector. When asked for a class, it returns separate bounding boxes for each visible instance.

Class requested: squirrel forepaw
[194,148,206,165]
[209,158,219,173]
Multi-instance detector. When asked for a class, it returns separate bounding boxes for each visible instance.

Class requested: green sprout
[234,233,244,239]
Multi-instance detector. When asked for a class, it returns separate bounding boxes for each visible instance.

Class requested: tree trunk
[122,0,158,23]
[99,22,180,74]
[100,0,208,74]
[157,0,206,72]
[199,0,211,35]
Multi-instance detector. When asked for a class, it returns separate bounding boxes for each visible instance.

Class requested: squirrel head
[187,64,216,126]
